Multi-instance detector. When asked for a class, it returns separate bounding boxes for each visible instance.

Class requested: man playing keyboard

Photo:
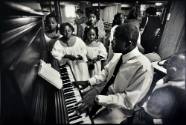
[74,24,154,124]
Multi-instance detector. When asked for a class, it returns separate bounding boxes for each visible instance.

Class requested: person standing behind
[75,9,87,39]
[154,51,186,90]
[125,7,144,53]
[141,7,161,54]
[109,13,125,43]
[107,13,125,62]
[85,27,108,77]
[51,22,90,81]
[121,51,186,125]
[44,12,61,51]
[83,8,106,43]
[44,12,62,69]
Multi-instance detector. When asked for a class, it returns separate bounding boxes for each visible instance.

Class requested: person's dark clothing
[141,16,161,53]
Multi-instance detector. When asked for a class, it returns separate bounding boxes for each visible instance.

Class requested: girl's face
[87,29,97,42]
[47,17,57,31]
[62,25,73,39]
[88,13,97,25]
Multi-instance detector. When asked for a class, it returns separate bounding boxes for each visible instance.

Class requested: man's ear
[129,41,132,44]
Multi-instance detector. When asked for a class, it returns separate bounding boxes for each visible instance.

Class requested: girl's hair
[59,22,74,34]
[112,13,124,27]
[84,26,98,41]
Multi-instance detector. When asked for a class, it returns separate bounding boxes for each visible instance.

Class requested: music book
[152,61,167,74]
[38,60,63,89]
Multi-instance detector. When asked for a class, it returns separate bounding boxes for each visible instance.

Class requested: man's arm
[96,66,153,110]
[74,65,109,89]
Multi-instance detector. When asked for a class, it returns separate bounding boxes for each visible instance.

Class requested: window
[64,5,76,18]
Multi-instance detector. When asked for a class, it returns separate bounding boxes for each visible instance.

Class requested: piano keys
[58,65,92,124]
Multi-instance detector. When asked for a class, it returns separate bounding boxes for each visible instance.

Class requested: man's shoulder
[134,54,153,70]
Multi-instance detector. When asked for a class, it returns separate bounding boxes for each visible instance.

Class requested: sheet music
[38,60,63,89]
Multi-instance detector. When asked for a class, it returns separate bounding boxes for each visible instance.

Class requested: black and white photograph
[0,0,185,124]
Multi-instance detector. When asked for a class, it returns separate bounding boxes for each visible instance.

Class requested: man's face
[112,35,126,53]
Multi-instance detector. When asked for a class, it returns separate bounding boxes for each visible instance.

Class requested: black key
[66,105,76,111]
[65,92,75,97]
[60,73,68,76]
[67,109,74,114]
[60,70,67,74]
[65,94,75,99]
[60,69,67,73]
[67,109,75,114]
[63,84,73,88]
[66,100,77,105]
[65,98,76,103]
[69,115,82,121]
[63,88,74,93]
[61,76,69,80]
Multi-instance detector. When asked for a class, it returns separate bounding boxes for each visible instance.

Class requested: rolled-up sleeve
[88,68,108,86]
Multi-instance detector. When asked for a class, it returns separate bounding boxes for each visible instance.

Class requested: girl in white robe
[85,27,108,77]
[51,23,90,81]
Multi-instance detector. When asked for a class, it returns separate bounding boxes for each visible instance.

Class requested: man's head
[112,24,139,53]
[76,9,84,19]
[86,9,99,26]
[146,86,186,125]
[163,51,186,81]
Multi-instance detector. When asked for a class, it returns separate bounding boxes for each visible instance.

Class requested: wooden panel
[158,0,185,58]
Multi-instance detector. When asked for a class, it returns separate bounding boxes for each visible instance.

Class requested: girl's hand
[76,55,83,60]
[91,55,104,63]
[64,55,77,61]
[97,55,104,60]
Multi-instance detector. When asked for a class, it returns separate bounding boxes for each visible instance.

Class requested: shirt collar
[122,47,141,63]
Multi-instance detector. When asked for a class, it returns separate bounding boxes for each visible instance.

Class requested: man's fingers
[75,100,83,107]
[80,86,91,95]
[72,82,78,87]
[75,101,88,114]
